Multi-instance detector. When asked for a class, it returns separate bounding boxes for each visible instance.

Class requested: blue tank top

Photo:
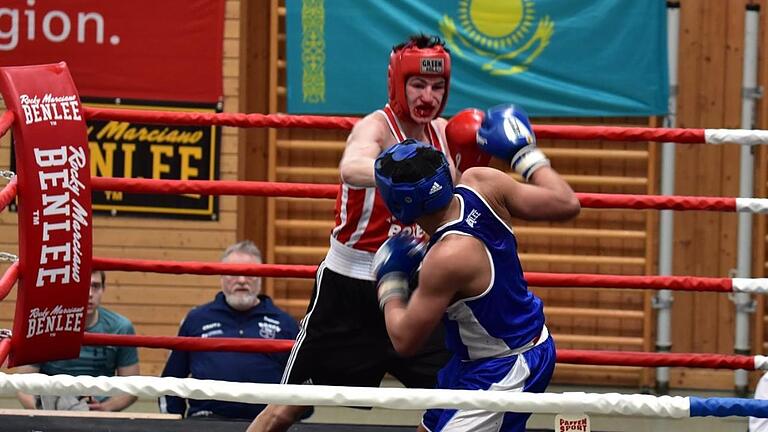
[428,185,544,361]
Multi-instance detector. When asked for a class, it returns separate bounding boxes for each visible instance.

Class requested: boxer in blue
[373,105,581,431]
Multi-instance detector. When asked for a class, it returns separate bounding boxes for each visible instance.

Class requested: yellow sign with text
[86,101,220,220]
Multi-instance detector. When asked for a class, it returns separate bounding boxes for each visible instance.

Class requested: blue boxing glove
[477,104,550,181]
[372,233,427,310]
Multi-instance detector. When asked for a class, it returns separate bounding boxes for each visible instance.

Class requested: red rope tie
[0,262,19,302]
[0,111,14,138]
[92,257,736,292]
[79,333,757,370]
[0,178,17,213]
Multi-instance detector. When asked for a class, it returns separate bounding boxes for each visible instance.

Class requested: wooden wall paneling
[755,0,768,364]
[542,136,577,358]
[574,137,598,353]
[752,0,768,390]
[669,0,748,389]
[689,0,727,362]
[239,0,271,259]
[756,143,767,356]
[712,0,744,360]
[671,0,705,358]
[596,138,621,354]
[642,119,660,388]
[265,0,281,298]
[93,226,234,250]
[530,122,649,386]
[554,364,642,387]
[91,211,238,231]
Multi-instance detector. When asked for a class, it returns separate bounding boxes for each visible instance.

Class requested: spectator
[16,270,140,411]
[160,240,301,421]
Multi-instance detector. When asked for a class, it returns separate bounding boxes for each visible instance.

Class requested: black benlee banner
[86,99,221,220]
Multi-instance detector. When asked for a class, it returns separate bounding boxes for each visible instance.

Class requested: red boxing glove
[445,108,492,172]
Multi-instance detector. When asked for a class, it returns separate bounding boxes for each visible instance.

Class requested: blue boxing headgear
[374,139,454,225]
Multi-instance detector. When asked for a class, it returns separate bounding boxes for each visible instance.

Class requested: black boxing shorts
[281,261,449,389]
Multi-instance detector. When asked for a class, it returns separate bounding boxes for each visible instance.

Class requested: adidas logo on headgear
[429,182,442,194]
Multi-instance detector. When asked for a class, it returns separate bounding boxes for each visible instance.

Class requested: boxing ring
[4,72,768,431]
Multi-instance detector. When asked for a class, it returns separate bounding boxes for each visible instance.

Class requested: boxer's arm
[383,241,479,356]
[463,167,580,221]
[340,115,389,187]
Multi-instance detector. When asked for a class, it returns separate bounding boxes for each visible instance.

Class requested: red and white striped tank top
[325,105,450,280]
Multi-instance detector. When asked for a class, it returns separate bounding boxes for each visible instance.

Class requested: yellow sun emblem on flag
[440,0,554,75]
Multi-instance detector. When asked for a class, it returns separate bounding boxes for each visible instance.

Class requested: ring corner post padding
[0,62,92,367]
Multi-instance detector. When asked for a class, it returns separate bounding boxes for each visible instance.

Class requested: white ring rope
[755,356,768,370]
[732,278,768,293]
[0,373,693,418]
[705,129,768,145]
[735,198,768,213]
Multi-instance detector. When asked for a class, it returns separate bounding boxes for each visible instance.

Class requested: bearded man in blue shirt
[160,240,301,420]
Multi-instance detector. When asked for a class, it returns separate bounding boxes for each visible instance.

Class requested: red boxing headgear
[387,43,451,121]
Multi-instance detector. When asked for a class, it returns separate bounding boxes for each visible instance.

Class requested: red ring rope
[82,107,709,143]
[83,107,359,130]
[93,257,317,278]
[575,193,736,212]
[0,178,17,213]
[82,333,293,353]
[0,338,10,366]
[0,111,13,138]
[91,257,736,292]
[534,124,705,143]
[526,272,732,291]
[90,177,741,212]
[80,333,759,371]
[0,262,19,302]
[556,349,755,370]
[91,177,337,199]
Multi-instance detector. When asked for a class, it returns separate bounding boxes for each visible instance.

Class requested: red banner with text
[0,62,92,366]
[0,1,224,103]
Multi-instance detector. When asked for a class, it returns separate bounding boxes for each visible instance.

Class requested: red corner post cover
[0,63,92,367]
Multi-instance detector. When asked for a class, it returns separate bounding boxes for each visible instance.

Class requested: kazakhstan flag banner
[286,0,668,117]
